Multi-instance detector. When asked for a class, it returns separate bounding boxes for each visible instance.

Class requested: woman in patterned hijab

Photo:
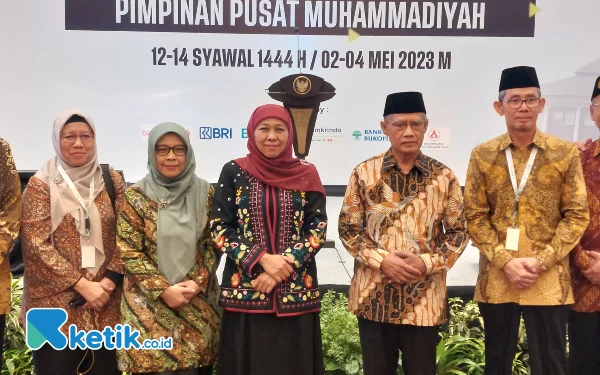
[21,109,125,375]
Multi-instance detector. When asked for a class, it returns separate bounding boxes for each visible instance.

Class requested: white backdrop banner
[0,0,597,184]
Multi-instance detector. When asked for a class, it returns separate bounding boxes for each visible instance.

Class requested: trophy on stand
[266,73,336,160]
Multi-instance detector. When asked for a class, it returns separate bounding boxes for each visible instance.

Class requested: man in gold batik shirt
[0,138,21,368]
[339,92,469,375]
[464,66,589,375]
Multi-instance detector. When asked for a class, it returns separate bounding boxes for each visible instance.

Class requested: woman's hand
[74,278,112,310]
[99,277,117,293]
[175,280,201,300]
[160,285,192,309]
[82,277,117,310]
[258,253,294,282]
[251,273,278,294]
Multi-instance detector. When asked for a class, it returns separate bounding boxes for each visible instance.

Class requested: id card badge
[81,245,96,268]
[505,227,520,251]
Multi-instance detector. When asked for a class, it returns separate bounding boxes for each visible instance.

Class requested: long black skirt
[217,310,325,375]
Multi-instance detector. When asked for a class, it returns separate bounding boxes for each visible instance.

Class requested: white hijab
[34,109,106,275]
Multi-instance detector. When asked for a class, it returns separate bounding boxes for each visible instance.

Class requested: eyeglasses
[389,121,426,131]
[156,145,187,156]
[61,134,94,144]
[505,98,541,109]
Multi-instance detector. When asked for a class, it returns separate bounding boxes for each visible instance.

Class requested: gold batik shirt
[339,150,469,326]
[464,130,589,306]
[0,139,21,314]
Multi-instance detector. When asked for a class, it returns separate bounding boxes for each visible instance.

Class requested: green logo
[352,131,362,140]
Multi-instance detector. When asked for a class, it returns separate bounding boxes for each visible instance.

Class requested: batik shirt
[117,186,221,372]
[571,139,600,312]
[339,150,469,326]
[0,139,20,314]
[465,130,589,305]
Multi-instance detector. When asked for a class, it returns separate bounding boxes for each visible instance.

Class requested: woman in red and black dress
[210,104,327,375]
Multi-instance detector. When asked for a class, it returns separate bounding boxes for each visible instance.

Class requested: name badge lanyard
[57,163,94,243]
[505,145,538,227]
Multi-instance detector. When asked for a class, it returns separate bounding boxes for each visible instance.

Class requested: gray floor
[217,197,480,287]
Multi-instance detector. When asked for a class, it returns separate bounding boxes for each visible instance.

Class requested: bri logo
[26,308,172,350]
[199,127,232,139]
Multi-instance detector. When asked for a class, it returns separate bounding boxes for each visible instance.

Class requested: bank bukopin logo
[26,308,172,350]
[352,129,389,141]
[199,127,233,139]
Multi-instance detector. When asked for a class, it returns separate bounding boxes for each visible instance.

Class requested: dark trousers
[0,314,5,370]
[133,367,213,375]
[479,303,570,375]
[33,344,120,375]
[358,317,438,375]
[568,310,600,375]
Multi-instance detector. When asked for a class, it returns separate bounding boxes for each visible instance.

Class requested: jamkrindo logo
[313,127,340,143]
[26,308,172,350]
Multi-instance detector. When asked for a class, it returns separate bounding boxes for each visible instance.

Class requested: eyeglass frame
[387,120,428,132]
[60,133,95,144]
[155,144,187,156]
[504,97,542,109]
